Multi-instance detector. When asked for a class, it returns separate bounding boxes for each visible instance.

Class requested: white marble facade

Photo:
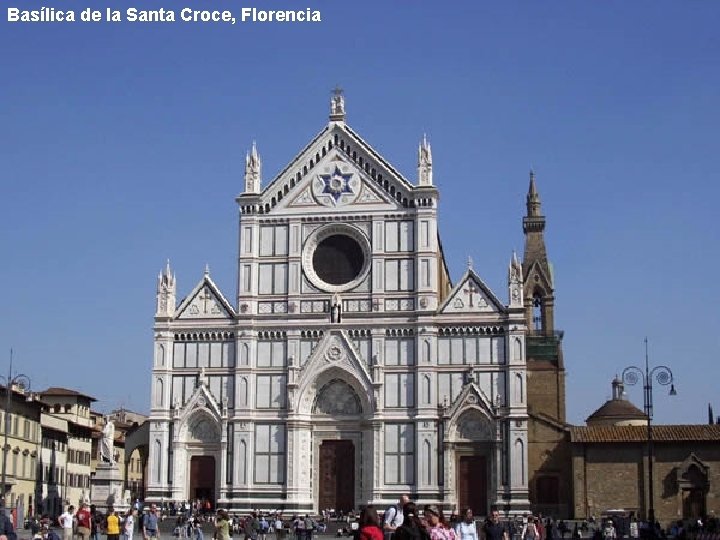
[147,95,530,515]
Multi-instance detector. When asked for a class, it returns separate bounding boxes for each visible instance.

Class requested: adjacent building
[571,379,720,522]
[0,384,42,522]
[38,388,95,509]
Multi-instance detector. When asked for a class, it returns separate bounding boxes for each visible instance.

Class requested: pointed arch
[154,378,163,408]
[423,439,432,485]
[239,377,248,407]
[422,374,431,405]
[240,343,249,366]
[238,439,247,485]
[423,339,431,363]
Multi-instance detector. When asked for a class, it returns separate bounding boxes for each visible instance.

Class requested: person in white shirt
[455,509,478,540]
[384,495,409,540]
[58,506,75,540]
[124,509,136,540]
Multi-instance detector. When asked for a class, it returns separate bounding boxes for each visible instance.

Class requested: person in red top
[76,502,92,540]
[359,506,384,540]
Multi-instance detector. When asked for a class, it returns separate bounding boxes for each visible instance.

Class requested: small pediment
[439,270,505,314]
[295,330,375,415]
[177,381,222,424]
[176,273,235,320]
[445,383,497,440]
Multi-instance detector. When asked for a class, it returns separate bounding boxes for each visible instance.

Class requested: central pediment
[242,124,420,215]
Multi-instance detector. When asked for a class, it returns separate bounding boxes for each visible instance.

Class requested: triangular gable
[177,379,223,425]
[444,382,497,439]
[176,272,235,320]
[252,123,415,215]
[439,269,506,314]
[295,330,374,415]
[524,260,553,293]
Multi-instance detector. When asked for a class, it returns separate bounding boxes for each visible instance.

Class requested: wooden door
[190,456,215,507]
[457,455,487,515]
[318,440,355,512]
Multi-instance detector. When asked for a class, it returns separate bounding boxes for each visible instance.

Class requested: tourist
[216,510,231,540]
[76,503,92,540]
[275,515,286,540]
[106,508,121,540]
[521,517,539,540]
[393,503,429,540]
[455,509,477,540]
[384,496,410,540]
[124,509,137,540]
[359,506,383,540]
[423,505,455,540]
[481,507,507,540]
[143,504,161,540]
[58,506,75,540]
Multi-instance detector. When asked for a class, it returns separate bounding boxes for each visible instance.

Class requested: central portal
[189,456,216,507]
[318,440,355,512]
[457,455,487,515]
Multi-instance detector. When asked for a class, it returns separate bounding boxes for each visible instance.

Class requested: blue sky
[1,2,718,424]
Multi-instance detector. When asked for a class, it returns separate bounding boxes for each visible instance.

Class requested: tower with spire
[520,169,569,517]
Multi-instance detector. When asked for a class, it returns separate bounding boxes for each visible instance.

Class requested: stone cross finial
[330,86,346,122]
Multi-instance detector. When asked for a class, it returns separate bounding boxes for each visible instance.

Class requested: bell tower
[522,170,555,336]
[520,170,569,517]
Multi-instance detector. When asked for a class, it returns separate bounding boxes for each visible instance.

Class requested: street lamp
[622,338,676,526]
[0,350,31,514]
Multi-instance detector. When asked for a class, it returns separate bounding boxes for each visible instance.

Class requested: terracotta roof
[40,387,97,402]
[571,424,720,443]
[586,398,647,422]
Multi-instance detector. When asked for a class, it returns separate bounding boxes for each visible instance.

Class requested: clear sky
[1,1,718,424]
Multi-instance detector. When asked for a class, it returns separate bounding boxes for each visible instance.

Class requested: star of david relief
[312,165,360,207]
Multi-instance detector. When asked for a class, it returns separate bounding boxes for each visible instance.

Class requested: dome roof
[587,398,647,423]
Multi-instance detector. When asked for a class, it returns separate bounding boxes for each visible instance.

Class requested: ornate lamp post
[0,350,31,514]
[622,338,676,526]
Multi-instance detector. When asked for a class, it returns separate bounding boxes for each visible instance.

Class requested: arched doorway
[312,379,363,512]
[190,456,216,508]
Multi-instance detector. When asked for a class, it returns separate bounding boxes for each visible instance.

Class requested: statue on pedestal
[100,418,116,465]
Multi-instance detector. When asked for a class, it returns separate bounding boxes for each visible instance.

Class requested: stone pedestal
[91,463,130,514]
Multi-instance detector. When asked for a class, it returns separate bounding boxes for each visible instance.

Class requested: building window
[385,338,415,366]
[257,339,287,367]
[259,225,289,257]
[254,424,285,484]
[384,423,414,485]
[255,376,286,409]
[258,263,288,294]
[384,374,415,408]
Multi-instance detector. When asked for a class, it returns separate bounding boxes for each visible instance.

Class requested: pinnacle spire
[204,263,210,276]
[527,168,541,217]
[244,141,261,193]
[418,133,433,186]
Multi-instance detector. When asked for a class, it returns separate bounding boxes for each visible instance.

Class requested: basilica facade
[146,94,559,515]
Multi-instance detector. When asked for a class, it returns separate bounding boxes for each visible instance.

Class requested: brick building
[570,424,720,522]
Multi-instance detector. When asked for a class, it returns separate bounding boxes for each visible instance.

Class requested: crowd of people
[9,499,719,540]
